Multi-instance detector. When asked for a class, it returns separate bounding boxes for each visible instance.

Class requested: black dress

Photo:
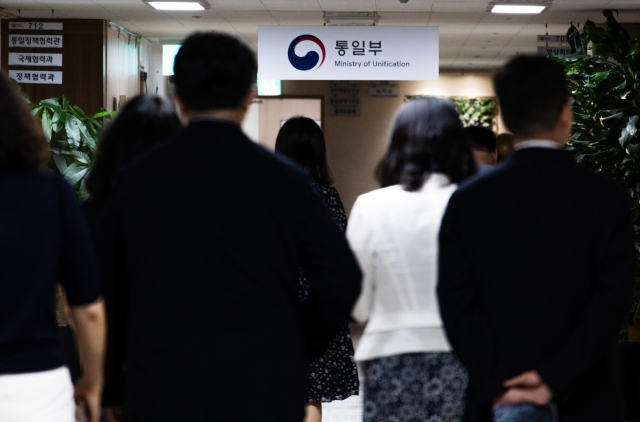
[300,182,360,403]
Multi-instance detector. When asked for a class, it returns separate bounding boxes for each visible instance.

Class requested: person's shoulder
[353,185,404,209]
[317,183,340,197]
[577,164,631,206]
[266,149,311,180]
[119,134,177,176]
[33,170,75,194]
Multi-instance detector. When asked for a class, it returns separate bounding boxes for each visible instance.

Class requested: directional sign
[537,35,568,43]
[9,70,63,84]
[538,46,572,56]
[9,34,63,48]
[9,22,63,30]
[9,53,63,67]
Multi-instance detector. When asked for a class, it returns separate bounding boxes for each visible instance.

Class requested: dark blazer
[94,120,362,422]
[437,147,635,422]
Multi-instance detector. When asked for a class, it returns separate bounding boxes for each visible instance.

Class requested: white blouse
[347,173,457,362]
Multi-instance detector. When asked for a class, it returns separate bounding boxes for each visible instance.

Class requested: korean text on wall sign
[8,53,63,67]
[9,70,63,85]
[9,35,63,48]
[336,41,382,56]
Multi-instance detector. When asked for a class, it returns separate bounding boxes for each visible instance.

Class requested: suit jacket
[437,147,635,422]
[94,120,362,422]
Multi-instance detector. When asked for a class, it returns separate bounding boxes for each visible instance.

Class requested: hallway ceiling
[1,0,639,71]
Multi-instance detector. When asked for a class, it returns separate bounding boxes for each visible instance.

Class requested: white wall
[105,25,139,111]
[282,75,498,215]
[139,38,165,98]
[105,25,166,110]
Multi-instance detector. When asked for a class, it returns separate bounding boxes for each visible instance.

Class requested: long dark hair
[376,97,476,191]
[275,117,333,185]
[0,75,48,171]
[85,94,182,202]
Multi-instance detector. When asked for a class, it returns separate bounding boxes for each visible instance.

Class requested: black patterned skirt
[300,273,359,403]
[362,352,468,422]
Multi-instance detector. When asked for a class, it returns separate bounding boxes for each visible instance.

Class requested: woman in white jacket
[347,97,477,422]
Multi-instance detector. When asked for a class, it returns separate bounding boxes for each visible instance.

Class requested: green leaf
[52,153,68,174]
[65,117,81,148]
[40,98,62,109]
[593,69,612,84]
[51,109,66,134]
[618,116,638,148]
[626,143,639,157]
[71,105,88,119]
[62,162,89,186]
[89,110,117,119]
[72,151,91,164]
[41,109,53,142]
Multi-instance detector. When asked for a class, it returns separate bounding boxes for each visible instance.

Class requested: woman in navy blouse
[0,74,105,422]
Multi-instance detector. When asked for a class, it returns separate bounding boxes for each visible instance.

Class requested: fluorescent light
[323,12,379,26]
[257,80,281,96]
[148,2,205,10]
[491,5,545,13]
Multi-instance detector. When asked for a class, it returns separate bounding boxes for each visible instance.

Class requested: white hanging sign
[9,22,63,30]
[8,53,63,66]
[9,70,63,84]
[258,26,439,81]
[9,34,63,48]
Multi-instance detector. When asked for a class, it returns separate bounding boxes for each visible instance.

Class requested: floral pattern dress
[299,182,359,403]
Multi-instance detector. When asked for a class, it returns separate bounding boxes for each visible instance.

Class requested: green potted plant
[10,79,115,198]
[551,10,640,419]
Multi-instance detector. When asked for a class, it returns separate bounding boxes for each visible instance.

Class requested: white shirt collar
[514,139,561,150]
[421,173,451,190]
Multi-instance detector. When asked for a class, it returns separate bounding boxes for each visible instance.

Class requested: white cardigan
[347,173,456,362]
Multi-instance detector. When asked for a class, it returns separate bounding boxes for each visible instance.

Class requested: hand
[106,405,124,422]
[74,378,102,422]
[494,370,553,407]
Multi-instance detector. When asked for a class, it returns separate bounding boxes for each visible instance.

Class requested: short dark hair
[85,95,182,202]
[493,56,569,138]
[173,32,257,111]
[464,126,497,153]
[0,75,48,171]
[376,97,476,191]
[275,117,333,185]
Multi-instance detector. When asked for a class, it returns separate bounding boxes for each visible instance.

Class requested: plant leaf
[72,151,91,164]
[89,110,117,119]
[65,117,81,148]
[41,109,53,142]
[40,98,62,109]
[62,162,89,186]
[593,69,612,84]
[52,153,68,174]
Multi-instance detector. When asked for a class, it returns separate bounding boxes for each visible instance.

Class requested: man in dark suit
[464,126,497,174]
[437,56,635,422]
[96,32,361,422]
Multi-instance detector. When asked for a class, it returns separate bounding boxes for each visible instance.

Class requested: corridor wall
[282,75,499,216]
